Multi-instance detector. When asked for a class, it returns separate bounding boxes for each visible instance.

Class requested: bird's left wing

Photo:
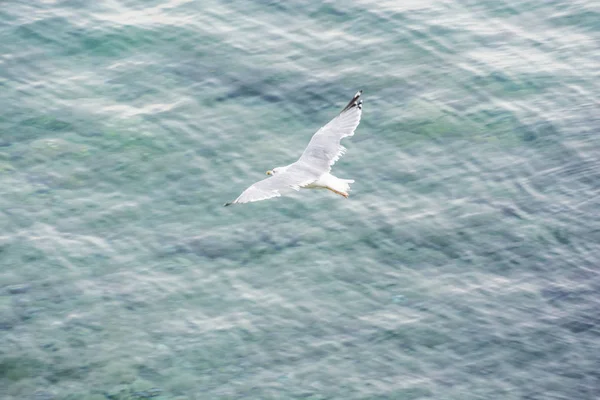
[224,163,317,206]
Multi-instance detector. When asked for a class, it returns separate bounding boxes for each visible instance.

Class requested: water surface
[1,0,599,399]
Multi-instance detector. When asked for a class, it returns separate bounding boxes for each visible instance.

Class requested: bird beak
[266,170,273,176]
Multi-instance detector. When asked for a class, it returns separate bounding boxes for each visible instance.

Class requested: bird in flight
[225,90,363,206]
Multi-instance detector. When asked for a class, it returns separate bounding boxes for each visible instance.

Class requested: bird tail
[338,178,354,193]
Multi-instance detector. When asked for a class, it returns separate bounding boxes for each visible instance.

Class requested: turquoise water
[1,0,600,399]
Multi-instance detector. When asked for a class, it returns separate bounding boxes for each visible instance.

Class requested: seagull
[225,90,363,206]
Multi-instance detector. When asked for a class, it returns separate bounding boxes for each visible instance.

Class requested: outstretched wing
[297,90,363,172]
[224,163,317,206]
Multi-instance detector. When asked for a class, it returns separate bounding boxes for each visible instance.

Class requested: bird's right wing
[224,164,317,206]
[297,90,363,173]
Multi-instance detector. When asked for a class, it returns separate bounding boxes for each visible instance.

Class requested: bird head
[266,167,283,176]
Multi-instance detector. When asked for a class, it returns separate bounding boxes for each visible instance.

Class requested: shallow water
[1,0,599,399]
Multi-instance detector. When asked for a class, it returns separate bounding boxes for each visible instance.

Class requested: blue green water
[1,1,600,399]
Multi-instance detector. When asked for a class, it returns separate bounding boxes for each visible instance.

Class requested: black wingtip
[224,202,232,207]
[341,90,363,113]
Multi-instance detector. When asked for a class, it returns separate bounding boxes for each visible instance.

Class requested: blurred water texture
[1,0,599,399]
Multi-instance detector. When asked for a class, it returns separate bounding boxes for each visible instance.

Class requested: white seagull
[225,90,363,206]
